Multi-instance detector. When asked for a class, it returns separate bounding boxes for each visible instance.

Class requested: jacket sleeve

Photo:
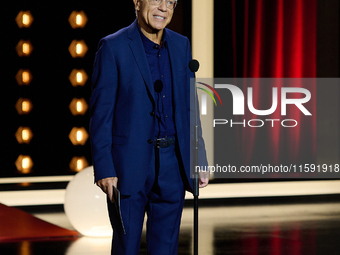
[90,39,118,182]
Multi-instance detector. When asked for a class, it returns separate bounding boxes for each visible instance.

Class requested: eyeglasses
[148,0,178,10]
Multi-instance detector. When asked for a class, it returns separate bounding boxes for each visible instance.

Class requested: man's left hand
[199,171,210,188]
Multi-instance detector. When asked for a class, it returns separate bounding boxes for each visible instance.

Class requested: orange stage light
[16,11,34,28]
[68,10,88,29]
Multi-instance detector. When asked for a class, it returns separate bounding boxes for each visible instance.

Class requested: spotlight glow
[69,98,88,115]
[15,69,33,86]
[16,98,33,114]
[16,40,33,57]
[68,11,88,29]
[69,156,89,172]
[68,40,88,58]
[69,127,89,145]
[69,69,88,87]
[16,11,34,28]
[15,127,33,144]
[15,155,34,174]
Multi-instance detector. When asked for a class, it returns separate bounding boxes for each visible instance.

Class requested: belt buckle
[157,138,166,148]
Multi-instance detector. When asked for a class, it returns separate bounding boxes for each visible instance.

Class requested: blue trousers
[107,140,186,255]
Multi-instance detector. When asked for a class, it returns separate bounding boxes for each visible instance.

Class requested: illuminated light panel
[15,127,33,144]
[69,69,88,87]
[69,127,89,145]
[15,155,34,174]
[16,98,33,115]
[69,98,88,115]
[68,10,88,29]
[15,69,33,85]
[15,11,34,28]
[16,40,33,57]
[69,156,89,172]
[68,40,88,58]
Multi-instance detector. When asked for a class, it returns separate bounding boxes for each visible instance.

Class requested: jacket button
[150,111,155,116]
[147,139,153,144]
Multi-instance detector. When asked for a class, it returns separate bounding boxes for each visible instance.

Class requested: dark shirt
[138,27,176,138]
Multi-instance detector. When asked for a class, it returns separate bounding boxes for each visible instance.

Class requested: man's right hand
[96,177,118,203]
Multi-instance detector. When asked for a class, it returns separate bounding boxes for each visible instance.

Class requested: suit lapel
[167,31,183,114]
[127,20,155,103]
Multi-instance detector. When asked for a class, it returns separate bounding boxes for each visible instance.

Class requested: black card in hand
[112,185,126,235]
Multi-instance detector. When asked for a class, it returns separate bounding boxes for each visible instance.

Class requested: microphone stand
[194,89,199,255]
[189,59,200,255]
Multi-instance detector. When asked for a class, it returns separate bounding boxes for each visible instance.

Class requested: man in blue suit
[90,0,208,254]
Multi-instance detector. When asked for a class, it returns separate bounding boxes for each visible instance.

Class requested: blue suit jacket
[90,20,207,195]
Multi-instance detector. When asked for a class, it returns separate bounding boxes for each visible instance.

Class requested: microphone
[154,79,163,93]
[189,59,200,73]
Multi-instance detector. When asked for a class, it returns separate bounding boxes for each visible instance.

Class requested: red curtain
[231,0,317,168]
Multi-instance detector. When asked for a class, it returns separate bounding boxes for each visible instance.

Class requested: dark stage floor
[1,197,340,255]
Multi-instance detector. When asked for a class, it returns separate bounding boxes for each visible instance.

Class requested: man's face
[135,0,174,32]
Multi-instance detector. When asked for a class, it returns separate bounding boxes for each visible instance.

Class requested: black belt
[149,137,174,148]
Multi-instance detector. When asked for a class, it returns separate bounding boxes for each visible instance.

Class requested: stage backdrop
[213,0,339,181]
